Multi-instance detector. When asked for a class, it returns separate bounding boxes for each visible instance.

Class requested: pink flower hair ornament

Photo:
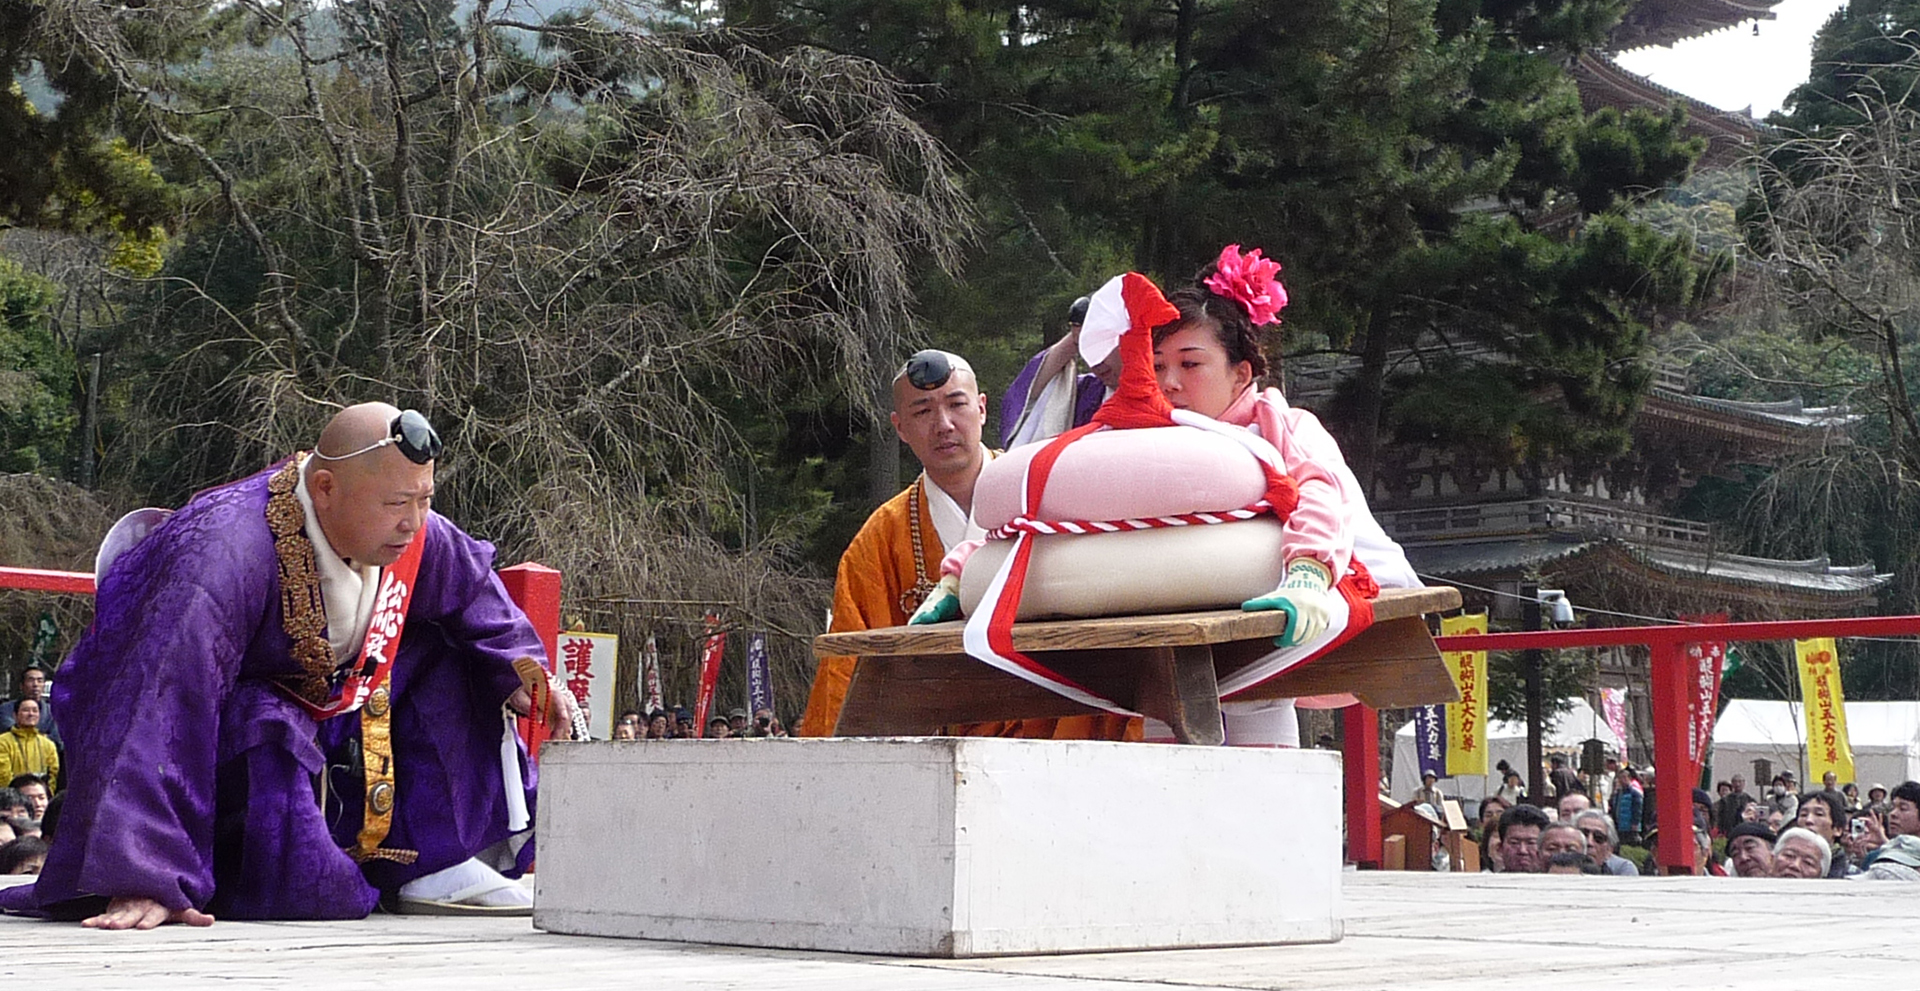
[1203,244,1289,327]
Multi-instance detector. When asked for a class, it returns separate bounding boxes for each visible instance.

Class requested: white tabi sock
[397,857,532,908]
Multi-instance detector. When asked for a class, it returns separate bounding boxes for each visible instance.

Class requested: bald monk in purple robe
[1,403,575,929]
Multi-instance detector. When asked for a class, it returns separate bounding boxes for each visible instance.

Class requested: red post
[1649,640,1696,874]
[500,562,562,758]
[498,562,561,666]
[1343,703,1382,869]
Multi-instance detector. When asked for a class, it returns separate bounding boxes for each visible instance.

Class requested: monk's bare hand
[81,896,214,930]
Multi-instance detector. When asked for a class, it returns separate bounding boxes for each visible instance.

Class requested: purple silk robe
[998,347,1105,449]
[1,462,545,920]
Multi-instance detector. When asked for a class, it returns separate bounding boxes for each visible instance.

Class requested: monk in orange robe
[798,350,1138,741]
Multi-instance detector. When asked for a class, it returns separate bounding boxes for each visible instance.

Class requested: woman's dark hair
[1156,269,1270,380]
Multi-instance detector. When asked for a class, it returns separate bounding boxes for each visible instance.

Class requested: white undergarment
[294,456,381,666]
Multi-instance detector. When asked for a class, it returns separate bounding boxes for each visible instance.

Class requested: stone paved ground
[0,872,1911,991]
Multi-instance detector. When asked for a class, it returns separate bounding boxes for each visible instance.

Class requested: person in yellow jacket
[0,698,57,785]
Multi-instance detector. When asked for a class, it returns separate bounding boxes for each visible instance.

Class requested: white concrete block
[533,738,1342,957]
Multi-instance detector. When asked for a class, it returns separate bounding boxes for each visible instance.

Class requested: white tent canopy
[1390,697,1624,804]
[1709,699,1920,792]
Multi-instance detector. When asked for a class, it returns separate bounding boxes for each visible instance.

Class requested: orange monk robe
[798,480,1139,741]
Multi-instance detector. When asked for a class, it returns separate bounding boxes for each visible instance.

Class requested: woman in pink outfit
[1143,251,1420,745]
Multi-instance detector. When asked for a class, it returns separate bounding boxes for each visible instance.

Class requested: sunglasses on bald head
[311,409,444,465]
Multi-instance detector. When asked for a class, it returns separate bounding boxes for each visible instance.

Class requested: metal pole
[1522,580,1545,807]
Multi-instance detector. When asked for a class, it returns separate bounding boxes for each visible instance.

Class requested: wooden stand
[813,586,1463,744]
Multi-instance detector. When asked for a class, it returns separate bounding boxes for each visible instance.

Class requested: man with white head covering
[797,351,1134,741]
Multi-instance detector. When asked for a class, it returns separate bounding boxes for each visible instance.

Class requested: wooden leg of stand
[1139,644,1225,745]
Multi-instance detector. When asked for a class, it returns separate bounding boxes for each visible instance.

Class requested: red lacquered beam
[0,567,96,595]
[1435,614,1920,653]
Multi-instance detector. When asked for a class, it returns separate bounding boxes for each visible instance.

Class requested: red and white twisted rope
[981,498,1276,542]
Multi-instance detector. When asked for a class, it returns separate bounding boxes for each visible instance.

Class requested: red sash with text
[287,526,429,720]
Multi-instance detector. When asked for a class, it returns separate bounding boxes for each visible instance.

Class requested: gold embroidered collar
[266,455,336,706]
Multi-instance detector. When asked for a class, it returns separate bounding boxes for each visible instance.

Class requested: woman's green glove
[1241,557,1334,647]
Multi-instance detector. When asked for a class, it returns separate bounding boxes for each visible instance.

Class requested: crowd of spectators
[1453,753,1920,880]
[607,705,788,740]
[0,664,59,878]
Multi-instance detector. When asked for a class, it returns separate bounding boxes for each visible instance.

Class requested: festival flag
[692,613,727,739]
[1601,686,1628,743]
[746,632,773,720]
[1795,638,1855,784]
[1414,704,1447,781]
[1441,612,1489,777]
[641,634,664,715]
[1679,613,1729,775]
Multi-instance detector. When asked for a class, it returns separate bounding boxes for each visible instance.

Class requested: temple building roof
[1402,535,1892,617]
[1639,388,1859,450]
[1606,0,1784,53]
[1569,54,1762,168]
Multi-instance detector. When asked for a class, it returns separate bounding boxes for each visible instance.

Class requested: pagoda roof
[1607,0,1783,53]
[1570,53,1761,168]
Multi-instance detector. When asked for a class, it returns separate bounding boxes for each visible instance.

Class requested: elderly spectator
[7,776,48,819]
[1556,791,1591,824]
[1539,822,1587,865]
[1794,789,1851,877]
[1571,809,1637,876]
[727,708,750,737]
[1496,805,1552,874]
[1725,821,1775,877]
[0,835,46,875]
[706,716,732,739]
[753,709,787,738]
[1770,827,1831,879]
[1822,770,1840,794]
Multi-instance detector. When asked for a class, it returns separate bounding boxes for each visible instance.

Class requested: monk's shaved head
[306,402,434,566]
[317,403,404,464]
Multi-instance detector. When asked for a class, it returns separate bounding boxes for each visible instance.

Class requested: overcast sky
[1613,0,1850,118]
